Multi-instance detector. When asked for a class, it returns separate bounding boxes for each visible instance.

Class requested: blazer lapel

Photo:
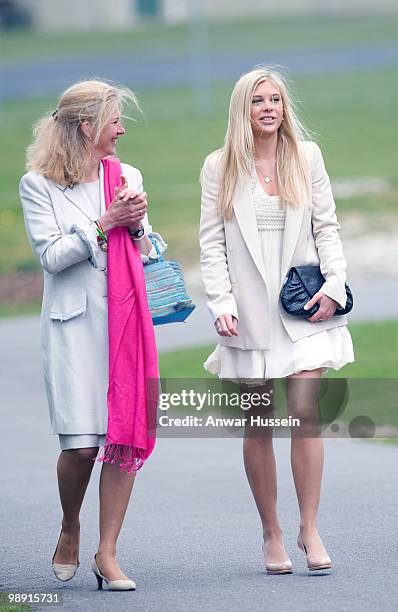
[55,183,94,223]
[233,176,267,284]
[55,165,105,219]
[279,200,305,291]
[232,173,306,292]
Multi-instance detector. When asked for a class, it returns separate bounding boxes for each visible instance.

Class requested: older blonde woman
[199,67,354,574]
[19,80,166,591]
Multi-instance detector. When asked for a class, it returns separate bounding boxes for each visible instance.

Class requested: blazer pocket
[49,275,87,322]
[50,291,87,321]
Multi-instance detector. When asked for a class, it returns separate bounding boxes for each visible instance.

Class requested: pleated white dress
[204,174,355,382]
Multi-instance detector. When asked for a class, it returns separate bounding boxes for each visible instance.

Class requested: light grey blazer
[20,163,162,321]
[19,162,165,433]
[199,141,350,351]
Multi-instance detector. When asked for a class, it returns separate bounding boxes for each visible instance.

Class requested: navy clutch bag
[280,265,353,318]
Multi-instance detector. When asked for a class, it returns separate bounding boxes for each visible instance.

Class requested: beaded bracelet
[94,220,108,252]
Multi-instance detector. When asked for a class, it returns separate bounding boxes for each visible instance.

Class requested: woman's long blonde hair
[218,66,313,220]
[26,79,140,186]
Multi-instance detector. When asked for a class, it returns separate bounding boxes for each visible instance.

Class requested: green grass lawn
[0,301,42,318]
[159,319,398,434]
[2,15,398,61]
[1,66,397,274]
[1,13,398,274]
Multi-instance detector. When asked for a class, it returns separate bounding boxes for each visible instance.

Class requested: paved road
[1,280,398,611]
[1,44,398,101]
[1,317,398,612]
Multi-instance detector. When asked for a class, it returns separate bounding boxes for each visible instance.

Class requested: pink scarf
[96,157,159,473]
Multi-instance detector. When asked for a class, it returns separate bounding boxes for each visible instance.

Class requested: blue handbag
[143,240,196,325]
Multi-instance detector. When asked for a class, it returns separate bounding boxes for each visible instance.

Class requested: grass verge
[1,67,397,274]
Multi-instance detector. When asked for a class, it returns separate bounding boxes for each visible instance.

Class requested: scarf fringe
[96,443,149,473]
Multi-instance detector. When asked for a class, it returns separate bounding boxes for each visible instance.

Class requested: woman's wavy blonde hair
[218,66,313,220]
[26,79,140,186]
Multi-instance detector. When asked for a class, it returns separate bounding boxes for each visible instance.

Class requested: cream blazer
[199,141,350,350]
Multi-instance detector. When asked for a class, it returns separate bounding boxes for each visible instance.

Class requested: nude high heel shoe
[262,542,293,575]
[52,529,80,582]
[297,534,332,571]
[91,554,136,591]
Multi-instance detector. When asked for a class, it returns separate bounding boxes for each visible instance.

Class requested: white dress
[204,173,355,381]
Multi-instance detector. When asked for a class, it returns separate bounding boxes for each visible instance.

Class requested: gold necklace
[255,159,276,184]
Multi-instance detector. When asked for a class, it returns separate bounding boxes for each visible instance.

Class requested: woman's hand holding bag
[304,291,341,322]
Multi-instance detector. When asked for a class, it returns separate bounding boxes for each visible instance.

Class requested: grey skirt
[58,434,106,451]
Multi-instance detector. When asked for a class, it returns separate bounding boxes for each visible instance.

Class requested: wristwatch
[128,225,145,240]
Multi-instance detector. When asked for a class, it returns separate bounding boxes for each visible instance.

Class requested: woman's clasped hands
[100,175,147,233]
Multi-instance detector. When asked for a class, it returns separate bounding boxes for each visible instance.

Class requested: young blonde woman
[199,67,354,574]
[19,80,166,591]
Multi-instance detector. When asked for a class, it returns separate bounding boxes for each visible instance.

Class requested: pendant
[100,243,108,252]
[265,176,271,184]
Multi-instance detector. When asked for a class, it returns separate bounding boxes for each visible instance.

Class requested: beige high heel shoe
[52,529,80,582]
[262,542,293,575]
[91,554,136,591]
[297,534,332,571]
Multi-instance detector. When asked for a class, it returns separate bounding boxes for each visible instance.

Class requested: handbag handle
[147,235,164,263]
